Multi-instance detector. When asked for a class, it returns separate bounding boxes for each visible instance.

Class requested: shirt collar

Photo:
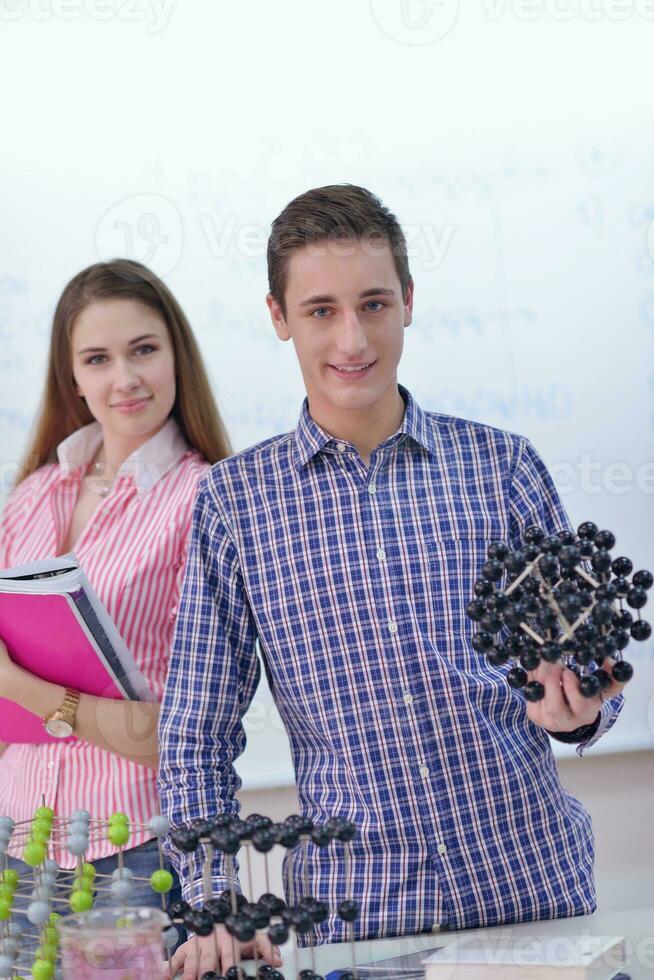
[56,417,190,496]
[292,384,435,470]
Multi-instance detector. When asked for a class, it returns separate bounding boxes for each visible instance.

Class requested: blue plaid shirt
[158,385,623,942]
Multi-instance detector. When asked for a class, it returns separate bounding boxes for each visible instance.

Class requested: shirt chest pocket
[427,537,494,637]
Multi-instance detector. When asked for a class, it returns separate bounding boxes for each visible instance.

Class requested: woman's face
[71,298,177,450]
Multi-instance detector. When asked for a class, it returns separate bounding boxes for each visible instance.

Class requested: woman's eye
[86,354,106,365]
[135,344,156,355]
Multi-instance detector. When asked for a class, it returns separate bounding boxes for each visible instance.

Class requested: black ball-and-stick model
[168,813,359,980]
[466,522,652,702]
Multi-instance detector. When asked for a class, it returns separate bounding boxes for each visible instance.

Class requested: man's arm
[157,479,261,908]
[508,437,624,755]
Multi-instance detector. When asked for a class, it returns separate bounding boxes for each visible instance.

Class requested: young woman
[0,259,230,924]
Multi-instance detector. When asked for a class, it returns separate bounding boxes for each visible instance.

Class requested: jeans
[5,837,186,956]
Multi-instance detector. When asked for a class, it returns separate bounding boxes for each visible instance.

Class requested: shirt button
[403,692,414,705]
[431,923,442,934]
[438,843,448,855]
[336,442,347,453]
[367,484,377,495]
[376,548,386,561]
[47,761,55,770]
[419,765,430,778]
[388,621,398,635]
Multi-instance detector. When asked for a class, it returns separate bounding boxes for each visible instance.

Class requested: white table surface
[274,905,654,979]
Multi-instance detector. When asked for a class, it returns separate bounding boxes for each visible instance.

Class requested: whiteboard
[0,4,652,780]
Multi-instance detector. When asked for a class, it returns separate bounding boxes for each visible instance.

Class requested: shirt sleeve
[157,477,261,908]
[508,437,624,754]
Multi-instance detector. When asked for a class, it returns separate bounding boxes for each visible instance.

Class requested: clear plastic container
[58,906,169,979]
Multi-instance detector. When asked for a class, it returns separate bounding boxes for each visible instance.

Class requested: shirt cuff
[183,873,241,910]
[546,711,601,745]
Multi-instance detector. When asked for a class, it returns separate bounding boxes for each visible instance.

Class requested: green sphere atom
[36,943,58,963]
[23,840,46,867]
[0,898,11,920]
[1,869,19,887]
[31,959,55,980]
[72,877,93,894]
[34,807,54,822]
[109,811,129,825]
[108,824,129,847]
[150,869,173,893]
[0,883,14,902]
[82,861,96,880]
[69,890,93,913]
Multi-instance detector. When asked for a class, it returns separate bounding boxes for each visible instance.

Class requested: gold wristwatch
[44,688,80,738]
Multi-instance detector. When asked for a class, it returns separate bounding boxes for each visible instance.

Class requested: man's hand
[526,657,627,733]
[171,924,282,979]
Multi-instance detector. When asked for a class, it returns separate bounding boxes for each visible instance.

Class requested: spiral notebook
[0,553,154,744]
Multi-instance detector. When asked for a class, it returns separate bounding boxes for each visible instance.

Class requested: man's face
[267,237,413,424]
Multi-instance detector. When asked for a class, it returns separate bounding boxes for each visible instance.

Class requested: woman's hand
[171,925,282,979]
[0,638,21,700]
[525,657,627,733]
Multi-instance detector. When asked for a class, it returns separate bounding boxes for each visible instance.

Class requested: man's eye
[312,308,331,318]
[365,301,385,312]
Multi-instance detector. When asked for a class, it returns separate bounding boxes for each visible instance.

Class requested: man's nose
[335,311,368,356]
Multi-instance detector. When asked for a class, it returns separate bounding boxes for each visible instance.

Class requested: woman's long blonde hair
[15,259,232,486]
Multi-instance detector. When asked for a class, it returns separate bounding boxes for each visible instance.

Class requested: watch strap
[44,687,80,729]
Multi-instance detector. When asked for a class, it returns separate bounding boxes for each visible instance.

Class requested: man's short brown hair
[267,184,412,315]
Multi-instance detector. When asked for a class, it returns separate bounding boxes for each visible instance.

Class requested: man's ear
[403,278,414,328]
[266,293,291,341]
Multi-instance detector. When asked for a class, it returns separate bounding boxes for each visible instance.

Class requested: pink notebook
[0,554,154,744]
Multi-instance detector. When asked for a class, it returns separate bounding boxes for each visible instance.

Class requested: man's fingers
[529,660,572,724]
[255,933,283,965]
[169,926,283,977]
[561,663,598,717]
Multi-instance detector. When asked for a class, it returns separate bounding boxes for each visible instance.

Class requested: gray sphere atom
[0,952,15,977]
[67,833,89,856]
[147,815,170,837]
[109,879,134,902]
[111,866,134,881]
[27,900,52,926]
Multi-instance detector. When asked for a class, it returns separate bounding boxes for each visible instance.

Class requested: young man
[158,185,626,978]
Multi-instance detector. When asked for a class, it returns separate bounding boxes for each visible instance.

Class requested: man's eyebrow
[299,288,396,307]
[76,333,160,355]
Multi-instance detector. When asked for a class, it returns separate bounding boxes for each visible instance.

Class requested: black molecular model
[466,522,652,703]
[168,812,359,980]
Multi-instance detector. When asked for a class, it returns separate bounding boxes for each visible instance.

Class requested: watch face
[45,718,73,738]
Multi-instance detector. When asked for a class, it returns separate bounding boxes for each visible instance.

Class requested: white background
[0,0,653,781]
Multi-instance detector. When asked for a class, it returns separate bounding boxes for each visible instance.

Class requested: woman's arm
[0,743,8,758]
[0,641,159,768]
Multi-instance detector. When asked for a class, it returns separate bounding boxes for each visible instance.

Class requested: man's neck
[309,385,406,466]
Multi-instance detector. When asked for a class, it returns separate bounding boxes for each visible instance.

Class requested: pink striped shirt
[0,418,209,866]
